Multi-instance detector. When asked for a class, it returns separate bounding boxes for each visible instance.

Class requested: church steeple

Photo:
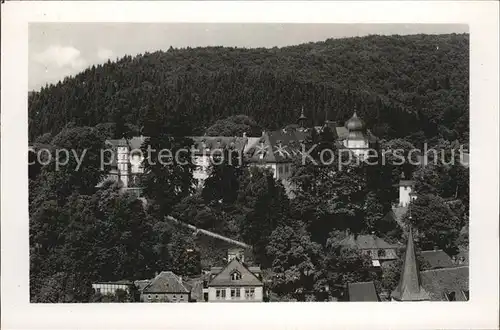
[391,226,430,301]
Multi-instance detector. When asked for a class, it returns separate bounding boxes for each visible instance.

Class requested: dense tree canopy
[29,34,469,147]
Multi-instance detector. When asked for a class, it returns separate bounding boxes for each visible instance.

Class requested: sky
[28,23,468,91]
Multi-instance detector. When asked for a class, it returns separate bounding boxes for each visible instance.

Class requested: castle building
[101,108,377,191]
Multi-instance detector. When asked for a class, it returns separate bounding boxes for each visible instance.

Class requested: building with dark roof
[140,271,191,303]
[420,266,469,301]
[347,282,380,301]
[420,250,455,269]
[208,257,264,302]
[340,234,400,267]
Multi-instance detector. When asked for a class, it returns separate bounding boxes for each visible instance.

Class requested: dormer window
[230,270,242,281]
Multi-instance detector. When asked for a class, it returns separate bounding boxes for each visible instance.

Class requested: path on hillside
[165,215,251,249]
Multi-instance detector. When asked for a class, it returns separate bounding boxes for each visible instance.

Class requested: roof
[347,282,379,301]
[420,266,469,301]
[340,234,397,250]
[190,136,248,156]
[398,180,415,187]
[106,136,145,150]
[92,280,133,285]
[142,271,190,294]
[209,258,263,287]
[245,130,307,164]
[391,228,431,301]
[420,250,454,269]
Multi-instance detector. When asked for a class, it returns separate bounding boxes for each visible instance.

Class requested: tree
[266,225,325,301]
[319,231,376,299]
[30,126,109,206]
[237,167,291,267]
[205,115,261,137]
[202,148,245,204]
[169,226,201,276]
[141,109,196,219]
[290,150,369,244]
[404,194,462,251]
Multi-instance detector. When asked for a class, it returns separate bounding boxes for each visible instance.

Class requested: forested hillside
[29,33,469,145]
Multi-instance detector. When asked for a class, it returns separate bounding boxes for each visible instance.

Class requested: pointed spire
[391,227,430,301]
[299,106,307,119]
[297,106,307,129]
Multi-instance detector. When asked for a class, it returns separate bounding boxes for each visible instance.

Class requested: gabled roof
[420,266,469,301]
[347,282,379,301]
[420,250,454,269]
[209,258,263,287]
[142,271,190,294]
[391,228,431,301]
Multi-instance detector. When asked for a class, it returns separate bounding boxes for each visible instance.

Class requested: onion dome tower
[345,110,366,140]
[343,109,369,157]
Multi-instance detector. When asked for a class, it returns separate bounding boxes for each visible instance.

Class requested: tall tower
[116,138,130,188]
[391,227,430,301]
[344,110,369,158]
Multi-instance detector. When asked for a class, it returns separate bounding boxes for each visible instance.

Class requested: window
[96,288,101,294]
[155,295,159,299]
[147,295,151,300]
[179,295,184,302]
[216,289,226,299]
[285,164,289,173]
[231,288,240,299]
[245,288,255,299]
[230,271,242,281]
[378,249,386,258]
[279,166,283,174]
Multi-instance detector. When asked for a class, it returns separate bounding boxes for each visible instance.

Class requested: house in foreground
[139,271,191,303]
[207,250,264,302]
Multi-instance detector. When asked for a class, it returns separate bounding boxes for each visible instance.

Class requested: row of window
[277,164,291,176]
[215,288,255,299]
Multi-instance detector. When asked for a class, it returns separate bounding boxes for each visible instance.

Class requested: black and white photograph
[27,22,471,304]
[1,1,499,329]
